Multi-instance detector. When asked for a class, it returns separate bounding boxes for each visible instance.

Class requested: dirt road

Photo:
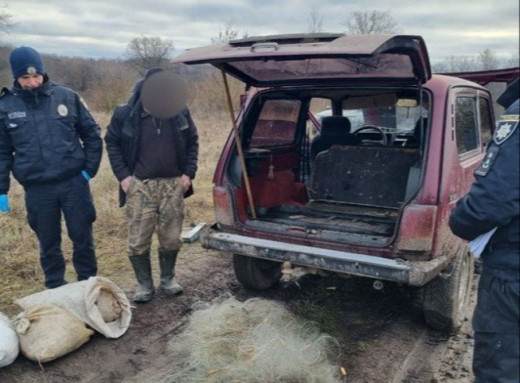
[0,243,476,383]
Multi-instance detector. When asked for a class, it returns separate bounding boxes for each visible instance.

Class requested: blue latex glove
[0,194,10,213]
[81,170,91,181]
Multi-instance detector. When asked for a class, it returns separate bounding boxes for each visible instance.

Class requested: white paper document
[468,227,498,258]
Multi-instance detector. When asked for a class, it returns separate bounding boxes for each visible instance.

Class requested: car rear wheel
[233,254,282,290]
[421,248,474,332]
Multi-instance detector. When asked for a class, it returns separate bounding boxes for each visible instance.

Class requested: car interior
[227,87,431,245]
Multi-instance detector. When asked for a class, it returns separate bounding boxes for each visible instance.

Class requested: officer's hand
[181,174,191,193]
[81,170,91,181]
[121,176,133,193]
[0,194,11,213]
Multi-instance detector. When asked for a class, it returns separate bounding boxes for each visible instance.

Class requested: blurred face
[17,74,44,90]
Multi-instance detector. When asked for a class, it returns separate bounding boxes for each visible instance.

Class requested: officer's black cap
[497,78,519,109]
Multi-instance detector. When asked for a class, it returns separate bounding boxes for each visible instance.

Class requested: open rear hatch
[172,34,432,86]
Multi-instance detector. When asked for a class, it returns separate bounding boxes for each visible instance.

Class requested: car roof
[426,73,490,89]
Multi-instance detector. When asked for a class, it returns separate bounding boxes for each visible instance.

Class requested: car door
[435,86,494,255]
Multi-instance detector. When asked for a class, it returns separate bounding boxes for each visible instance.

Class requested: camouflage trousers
[125,177,184,256]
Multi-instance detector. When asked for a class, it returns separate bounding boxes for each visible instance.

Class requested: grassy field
[0,75,241,314]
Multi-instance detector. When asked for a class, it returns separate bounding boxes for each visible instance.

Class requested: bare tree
[89,60,137,112]
[343,10,400,35]
[44,55,102,93]
[126,36,174,76]
[211,25,248,44]
[0,5,14,36]
[432,55,479,73]
[0,5,15,86]
[503,54,520,68]
[479,49,500,70]
[432,49,510,73]
[307,7,324,33]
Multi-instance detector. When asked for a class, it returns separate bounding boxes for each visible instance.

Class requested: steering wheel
[353,125,389,146]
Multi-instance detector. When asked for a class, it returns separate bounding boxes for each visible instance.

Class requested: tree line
[0,45,139,112]
[1,7,517,114]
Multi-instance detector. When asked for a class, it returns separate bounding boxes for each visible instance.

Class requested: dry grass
[0,75,237,314]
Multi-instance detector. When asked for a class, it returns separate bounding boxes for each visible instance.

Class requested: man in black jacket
[0,46,102,288]
[449,78,519,383]
[105,68,198,303]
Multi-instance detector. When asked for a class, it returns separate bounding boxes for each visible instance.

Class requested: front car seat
[310,116,361,159]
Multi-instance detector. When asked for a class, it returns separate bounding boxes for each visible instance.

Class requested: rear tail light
[396,205,437,251]
[213,186,235,226]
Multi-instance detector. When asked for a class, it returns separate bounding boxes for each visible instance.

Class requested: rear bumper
[201,226,451,286]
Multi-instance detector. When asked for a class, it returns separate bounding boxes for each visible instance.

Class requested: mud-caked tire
[421,249,474,332]
[233,254,282,290]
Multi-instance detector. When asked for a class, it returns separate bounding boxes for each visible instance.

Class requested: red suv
[173,34,516,331]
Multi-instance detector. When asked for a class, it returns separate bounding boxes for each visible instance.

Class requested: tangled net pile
[165,297,341,383]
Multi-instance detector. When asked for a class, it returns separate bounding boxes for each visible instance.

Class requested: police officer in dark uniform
[0,46,102,288]
[449,78,519,383]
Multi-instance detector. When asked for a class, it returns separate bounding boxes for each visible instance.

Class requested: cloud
[2,0,518,62]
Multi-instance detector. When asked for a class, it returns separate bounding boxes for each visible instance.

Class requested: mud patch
[0,245,476,383]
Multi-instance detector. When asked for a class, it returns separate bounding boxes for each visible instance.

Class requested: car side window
[455,96,479,155]
[250,99,301,147]
[479,97,492,149]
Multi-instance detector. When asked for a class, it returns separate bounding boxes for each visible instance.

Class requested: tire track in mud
[391,320,475,383]
[390,277,477,383]
[391,330,457,383]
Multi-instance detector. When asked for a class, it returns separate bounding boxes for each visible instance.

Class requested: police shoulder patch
[475,145,500,177]
[493,115,519,145]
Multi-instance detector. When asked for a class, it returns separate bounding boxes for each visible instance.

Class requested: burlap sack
[12,304,94,363]
[0,312,19,368]
[15,276,131,339]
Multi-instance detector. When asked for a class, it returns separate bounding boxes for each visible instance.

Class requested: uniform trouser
[125,177,184,256]
[472,261,519,383]
[25,174,97,289]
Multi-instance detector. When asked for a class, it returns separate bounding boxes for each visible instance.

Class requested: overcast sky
[2,0,519,65]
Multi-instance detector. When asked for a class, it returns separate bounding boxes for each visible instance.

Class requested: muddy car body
[173,34,513,331]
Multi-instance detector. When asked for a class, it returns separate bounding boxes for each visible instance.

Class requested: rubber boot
[158,250,183,295]
[129,253,155,303]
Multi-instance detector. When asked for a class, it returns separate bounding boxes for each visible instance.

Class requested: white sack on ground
[12,303,94,363]
[15,276,131,339]
[164,297,341,383]
[0,312,19,368]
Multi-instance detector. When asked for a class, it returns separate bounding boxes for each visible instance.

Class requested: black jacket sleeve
[180,108,199,180]
[449,101,520,241]
[105,106,133,182]
[0,115,14,194]
[74,94,103,177]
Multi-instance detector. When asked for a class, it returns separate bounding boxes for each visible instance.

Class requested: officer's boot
[129,253,155,303]
[158,250,183,295]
